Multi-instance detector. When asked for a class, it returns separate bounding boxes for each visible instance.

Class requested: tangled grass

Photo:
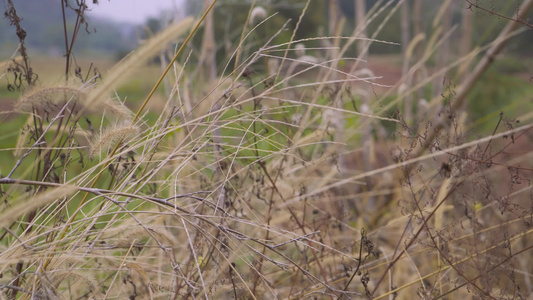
[1,0,533,299]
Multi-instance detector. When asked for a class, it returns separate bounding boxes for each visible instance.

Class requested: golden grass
[1,1,533,299]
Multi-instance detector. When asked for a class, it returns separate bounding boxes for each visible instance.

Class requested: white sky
[87,0,184,24]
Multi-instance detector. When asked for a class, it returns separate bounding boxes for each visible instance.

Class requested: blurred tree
[0,0,136,57]
[470,0,533,55]
[355,0,368,61]
[199,0,217,81]
[184,0,205,16]
[401,0,412,122]
[328,0,341,37]
[181,0,331,74]
[144,17,162,37]
[181,0,533,59]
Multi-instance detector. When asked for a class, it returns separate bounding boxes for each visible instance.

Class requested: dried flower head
[250,6,267,25]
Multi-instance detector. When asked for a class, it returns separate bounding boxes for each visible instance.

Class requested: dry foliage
[1,1,532,299]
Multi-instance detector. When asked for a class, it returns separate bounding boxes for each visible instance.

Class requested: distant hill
[0,0,138,58]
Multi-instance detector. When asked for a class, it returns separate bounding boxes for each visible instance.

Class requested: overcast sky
[87,0,184,24]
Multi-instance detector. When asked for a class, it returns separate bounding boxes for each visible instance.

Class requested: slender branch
[5,0,35,87]
[415,0,533,158]
[60,0,70,79]
[466,0,533,28]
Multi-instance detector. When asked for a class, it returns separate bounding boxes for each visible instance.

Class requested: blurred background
[1,0,531,60]
[1,0,531,130]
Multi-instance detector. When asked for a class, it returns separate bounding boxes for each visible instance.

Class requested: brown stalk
[414,0,533,158]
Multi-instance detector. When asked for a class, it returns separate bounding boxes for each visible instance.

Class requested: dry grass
[1,1,533,299]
